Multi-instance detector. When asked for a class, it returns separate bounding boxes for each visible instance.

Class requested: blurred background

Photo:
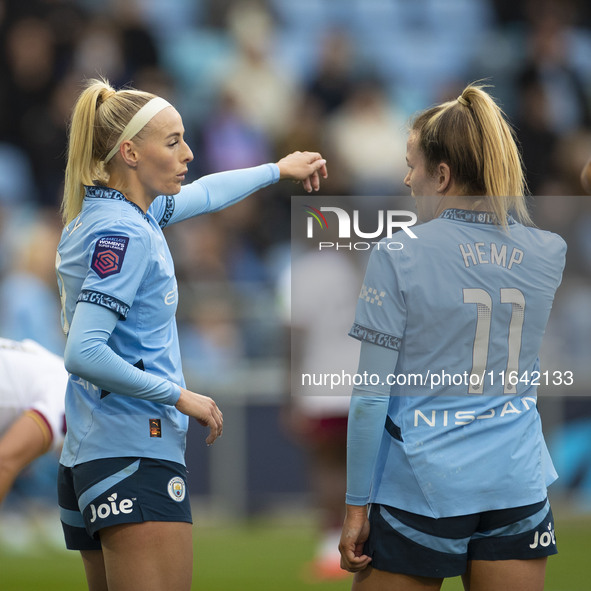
[0,0,590,588]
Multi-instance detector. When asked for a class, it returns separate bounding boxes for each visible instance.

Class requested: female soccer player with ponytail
[339,83,565,591]
[56,78,327,591]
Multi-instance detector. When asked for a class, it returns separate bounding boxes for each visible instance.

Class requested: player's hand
[175,387,223,445]
[339,504,372,573]
[276,151,328,193]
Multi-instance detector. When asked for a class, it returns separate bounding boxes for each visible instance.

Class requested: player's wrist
[275,159,289,180]
[345,503,368,517]
[174,386,189,412]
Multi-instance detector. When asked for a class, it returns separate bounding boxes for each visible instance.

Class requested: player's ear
[120,140,139,168]
[436,162,451,194]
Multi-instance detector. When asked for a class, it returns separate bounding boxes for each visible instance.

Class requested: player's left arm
[0,411,51,504]
[340,341,398,573]
[154,151,327,226]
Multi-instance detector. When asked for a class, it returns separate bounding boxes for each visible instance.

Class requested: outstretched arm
[156,151,327,226]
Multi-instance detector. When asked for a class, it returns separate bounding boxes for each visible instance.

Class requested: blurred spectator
[72,15,126,84]
[202,87,273,173]
[512,0,590,196]
[325,77,408,196]
[111,0,161,78]
[306,29,357,116]
[517,0,591,136]
[165,216,229,284]
[282,243,361,581]
[277,94,324,157]
[541,130,591,195]
[491,0,591,28]
[127,0,203,42]
[0,15,60,205]
[0,143,36,206]
[168,207,269,286]
[0,213,65,355]
[220,1,299,144]
[27,73,81,207]
[514,71,560,194]
[179,290,246,390]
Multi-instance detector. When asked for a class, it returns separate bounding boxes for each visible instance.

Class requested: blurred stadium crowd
[1,0,591,518]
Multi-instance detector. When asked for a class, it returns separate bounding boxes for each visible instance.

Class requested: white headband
[104,97,172,163]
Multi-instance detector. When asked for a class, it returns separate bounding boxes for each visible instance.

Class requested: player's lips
[177,170,188,180]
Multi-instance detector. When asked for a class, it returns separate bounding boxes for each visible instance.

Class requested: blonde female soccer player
[339,83,565,591]
[56,78,327,591]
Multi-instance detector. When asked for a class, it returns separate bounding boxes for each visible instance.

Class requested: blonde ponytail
[411,83,532,226]
[61,78,156,224]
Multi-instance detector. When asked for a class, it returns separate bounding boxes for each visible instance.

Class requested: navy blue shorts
[58,457,192,551]
[365,499,557,578]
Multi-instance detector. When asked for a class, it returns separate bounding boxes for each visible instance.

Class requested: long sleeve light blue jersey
[346,208,566,518]
[57,164,279,467]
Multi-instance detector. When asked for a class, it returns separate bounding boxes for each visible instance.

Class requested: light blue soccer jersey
[57,165,278,467]
[348,208,566,517]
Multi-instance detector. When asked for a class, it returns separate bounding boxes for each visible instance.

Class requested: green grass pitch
[1,510,589,590]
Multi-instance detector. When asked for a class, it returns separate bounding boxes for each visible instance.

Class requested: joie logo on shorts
[89,492,134,523]
[529,522,556,549]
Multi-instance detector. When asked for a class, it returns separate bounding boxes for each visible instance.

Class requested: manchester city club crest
[167,476,186,502]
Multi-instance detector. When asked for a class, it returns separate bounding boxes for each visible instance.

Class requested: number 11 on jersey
[463,287,525,395]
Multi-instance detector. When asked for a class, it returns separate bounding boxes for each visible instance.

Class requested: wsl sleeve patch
[91,236,130,278]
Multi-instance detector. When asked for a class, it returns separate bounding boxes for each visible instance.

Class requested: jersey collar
[85,185,148,220]
[439,208,515,225]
